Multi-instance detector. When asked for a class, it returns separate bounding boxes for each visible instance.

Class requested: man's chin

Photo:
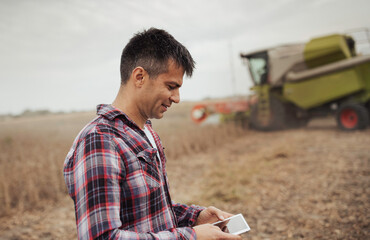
[153,113,164,119]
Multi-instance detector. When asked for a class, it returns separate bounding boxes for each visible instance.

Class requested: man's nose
[170,89,180,104]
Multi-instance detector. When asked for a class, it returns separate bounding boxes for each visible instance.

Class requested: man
[64,28,241,240]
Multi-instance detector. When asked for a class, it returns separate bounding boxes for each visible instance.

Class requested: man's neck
[112,88,147,129]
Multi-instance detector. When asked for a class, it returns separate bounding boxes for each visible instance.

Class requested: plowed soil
[1,118,369,240]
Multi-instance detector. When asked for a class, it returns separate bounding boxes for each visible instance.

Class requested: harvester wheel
[336,103,369,131]
[249,96,285,131]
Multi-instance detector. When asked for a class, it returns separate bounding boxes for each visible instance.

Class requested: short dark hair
[120,28,195,84]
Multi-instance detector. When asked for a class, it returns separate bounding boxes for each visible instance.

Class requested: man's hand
[193,224,241,240]
[195,206,234,225]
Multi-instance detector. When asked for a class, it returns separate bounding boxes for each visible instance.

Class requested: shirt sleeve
[67,133,199,240]
[172,202,205,227]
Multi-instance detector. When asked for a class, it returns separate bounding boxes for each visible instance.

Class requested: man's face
[139,60,184,120]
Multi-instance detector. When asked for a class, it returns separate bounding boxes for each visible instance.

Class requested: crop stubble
[0,103,369,239]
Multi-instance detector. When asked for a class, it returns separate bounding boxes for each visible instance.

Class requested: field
[0,102,369,239]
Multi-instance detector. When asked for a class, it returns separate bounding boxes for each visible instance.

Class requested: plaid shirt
[64,104,204,240]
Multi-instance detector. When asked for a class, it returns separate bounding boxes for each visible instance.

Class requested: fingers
[209,206,225,220]
[208,206,233,221]
[219,231,242,240]
[196,206,236,225]
[213,226,242,240]
[194,223,242,240]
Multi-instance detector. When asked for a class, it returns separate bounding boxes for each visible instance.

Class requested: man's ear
[132,67,146,88]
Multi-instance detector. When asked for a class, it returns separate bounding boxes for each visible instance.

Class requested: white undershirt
[143,126,162,163]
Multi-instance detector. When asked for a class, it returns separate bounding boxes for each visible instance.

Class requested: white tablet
[213,213,250,235]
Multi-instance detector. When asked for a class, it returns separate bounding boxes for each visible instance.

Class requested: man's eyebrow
[168,81,182,88]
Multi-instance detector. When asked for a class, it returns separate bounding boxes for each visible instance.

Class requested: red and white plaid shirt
[64,104,204,240]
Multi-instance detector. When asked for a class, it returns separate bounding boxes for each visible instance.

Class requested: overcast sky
[0,0,369,115]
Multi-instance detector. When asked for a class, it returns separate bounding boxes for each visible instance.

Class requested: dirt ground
[0,118,369,240]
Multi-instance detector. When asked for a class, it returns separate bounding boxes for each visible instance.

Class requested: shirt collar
[96,104,152,127]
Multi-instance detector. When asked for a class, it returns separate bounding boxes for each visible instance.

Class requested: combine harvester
[192,29,370,131]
